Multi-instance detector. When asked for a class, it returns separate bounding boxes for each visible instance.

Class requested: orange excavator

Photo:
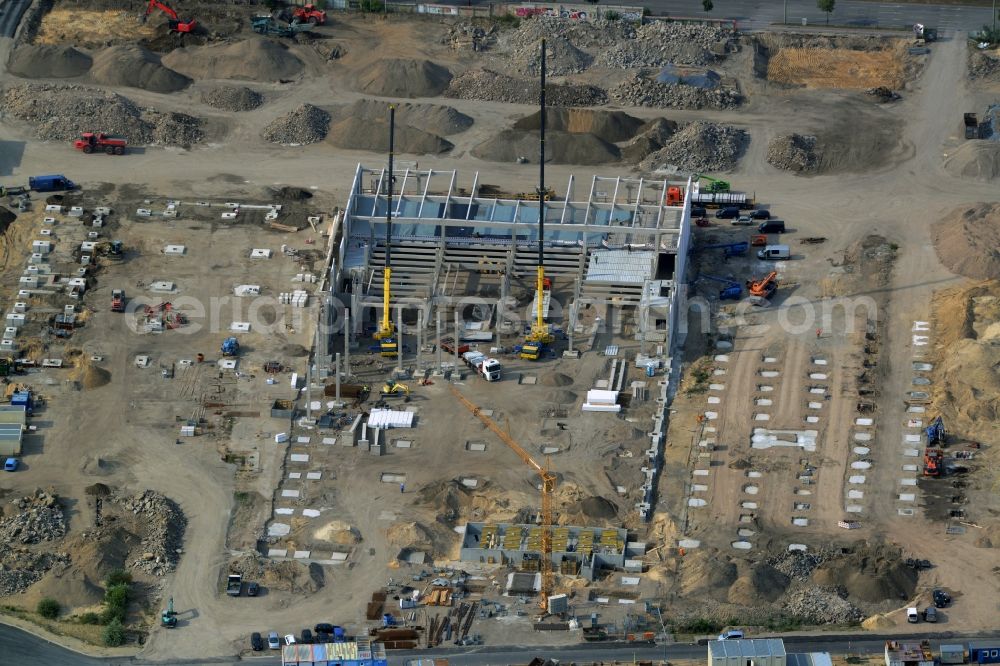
[924,448,944,477]
[142,0,197,33]
[748,271,778,299]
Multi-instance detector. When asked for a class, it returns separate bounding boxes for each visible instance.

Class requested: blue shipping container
[970,644,1000,664]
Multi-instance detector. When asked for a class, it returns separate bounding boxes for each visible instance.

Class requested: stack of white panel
[279,290,309,307]
[583,389,621,413]
[368,408,414,429]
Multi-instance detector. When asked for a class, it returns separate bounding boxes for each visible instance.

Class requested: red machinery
[111,289,126,312]
[924,448,944,477]
[74,132,127,155]
[142,0,196,33]
[292,3,327,25]
[748,271,778,298]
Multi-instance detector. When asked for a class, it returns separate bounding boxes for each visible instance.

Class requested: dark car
[923,606,938,623]
[933,589,951,608]
[250,632,264,652]
[301,629,314,644]
[247,582,259,597]
[691,206,707,218]
[715,206,740,219]
[751,209,771,220]
[315,622,335,635]
[758,220,786,234]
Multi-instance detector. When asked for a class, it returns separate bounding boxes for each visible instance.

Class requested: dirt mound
[727,562,790,604]
[933,204,1000,279]
[0,207,16,234]
[262,104,330,145]
[81,457,117,476]
[570,496,618,520]
[810,542,916,603]
[200,85,264,112]
[621,118,680,162]
[281,343,310,357]
[343,99,473,136]
[679,549,738,599]
[446,68,608,107]
[229,552,323,593]
[2,84,203,146]
[542,372,574,387]
[352,59,452,98]
[643,121,747,172]
[163,39,304,82]
[549,389,578,404]
[385,521,433,550]
[473,129,619,165]
[314,520,361,545]
[328,116,453,155]
[767,134,820,173]
[8,45,92,78]
[944,142,1000,181]
[89,45,191,93]
[69,358,111,390]
[514,109,645,143]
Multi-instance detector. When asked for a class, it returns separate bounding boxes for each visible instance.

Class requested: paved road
[0,0,30,38]
[3,622,1000,666]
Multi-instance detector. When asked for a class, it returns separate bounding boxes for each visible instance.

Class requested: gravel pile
[445,69,608,106]
[595,21,733,68]
[113,490,186,576]
[643,121,747,172]
[493,18,630,76]
[262,104,330,145]
[767,133,820,172]
[0,550,69,595]
[969,51,1000,80]
[782,588,865,624]
[766,549,827,581]
[508,34,593,76]
[0,489,66,544]
[612,72,741,110]
[201,85,264,112]
[2,83,203,147]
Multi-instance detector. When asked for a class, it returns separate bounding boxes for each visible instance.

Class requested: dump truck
[462,351,501,381]
[73,132,127,155]
[226,573,243,596]
[111,289,125,312]
[965,113,979,139]
[28,174,75,192]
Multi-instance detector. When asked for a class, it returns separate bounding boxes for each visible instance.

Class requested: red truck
[111,289,125,312]
[74,132,127,155]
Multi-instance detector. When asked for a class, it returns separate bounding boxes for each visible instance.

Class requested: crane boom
[373,106,397,356]
[450,385,555,610]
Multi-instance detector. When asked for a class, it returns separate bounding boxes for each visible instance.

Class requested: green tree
[36,598,60,619]
[104,569,132,588]
[102,618,126,647]
[702,0,714,10]
[817,0,835,24]
[77,612,100,625]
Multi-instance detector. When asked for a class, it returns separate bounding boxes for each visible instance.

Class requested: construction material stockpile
[351,59,452,98]
[162,38,305,82]
[445,69,607,106]
[612,72,741,110]
[933,203,1000,279]
[767,134,821,172]
[201,85,264,112]
[2,83,204,146]
[325,100,470,155]
[89,45,191,93]
[595,21,733,68]
[642,121,748,172]
[7,44,92,78]
[262,104,330,144]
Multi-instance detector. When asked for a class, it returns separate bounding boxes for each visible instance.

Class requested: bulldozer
[380,379,410,400]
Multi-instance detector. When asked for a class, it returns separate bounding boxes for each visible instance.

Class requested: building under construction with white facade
[330,165,694,356]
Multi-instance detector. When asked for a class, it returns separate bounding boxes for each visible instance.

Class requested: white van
[757,244,790,260]
[906,607,919,623]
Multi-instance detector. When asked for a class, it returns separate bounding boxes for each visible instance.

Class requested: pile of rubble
[112,490,186,576]
[612,73,741,110]
[642,121,748,172]
[766,549,827,581]
[595,22,733,68]
[201,85,264,112]
[0,489,66,544]
[445,69,608,106]
[782,587,865,624]
[766,133,821,172]
[969,51,1000,80]
[504,34,593,76]
[866,86,901,102]
[0,550,69,595]
[262,103,330,144]
[1,84,203,147]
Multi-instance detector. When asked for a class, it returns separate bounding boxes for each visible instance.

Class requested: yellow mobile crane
[450,385,556,611]
[520,39,555,362]
[372,105,398,358]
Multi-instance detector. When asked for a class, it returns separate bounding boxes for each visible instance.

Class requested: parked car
[923,606,938,623]
[751,209,771,220]
[758,220,786,234]
[247,582,259,597]
[300,629,313,644]
[267,631,280,649]
[691,206,707,218]
[718,629,745,640]
[715,207,740,219]
[250,632,264,652]
[733,215,754,225]
[3,458,18,472]
[933,589,952,608]
[314,622,335,635]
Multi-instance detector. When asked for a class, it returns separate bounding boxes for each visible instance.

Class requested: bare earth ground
[0,7,996,660]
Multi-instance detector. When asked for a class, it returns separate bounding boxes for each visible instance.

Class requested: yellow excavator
[520,40,555,362]
[373,105,398,358]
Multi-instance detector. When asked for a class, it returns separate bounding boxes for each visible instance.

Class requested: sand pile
[944,142,1000,181]
[328,116,453,154]
[351,59,452,98]
[622,118,679,162]
[314,520,361,545]
[446,68,608,107]
[163,39,304,82]
[8,45,92,78]
[513,109,645,143]
[2,83,203,146]
[201,85,264,112]
[474,130,619,165]
[679,549,738,600]
[933,203,1000,279]
[69,355,111,390]
[89,45,191,93]
[344,99,473,136]
[810,542,916,603]
[643,121,748,172]
[767,134,820,172]
[727,562,790,604]
[262,104,330,145]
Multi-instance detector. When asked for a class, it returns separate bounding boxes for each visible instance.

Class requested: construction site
[0,0,999,662]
